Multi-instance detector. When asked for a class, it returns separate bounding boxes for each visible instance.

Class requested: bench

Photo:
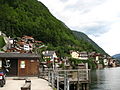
[21,79,31,90]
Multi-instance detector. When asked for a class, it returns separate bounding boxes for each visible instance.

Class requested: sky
[39,0,120,56]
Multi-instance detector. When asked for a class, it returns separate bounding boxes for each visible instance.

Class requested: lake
[90,67,120,90]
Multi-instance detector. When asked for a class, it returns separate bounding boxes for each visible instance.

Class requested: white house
[79,51,88,60]
[42,51,57,61]
[0,31,1,36]
[24,44,30,51]
[103,58,108,66]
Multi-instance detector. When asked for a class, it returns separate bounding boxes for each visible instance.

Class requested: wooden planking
[18,59,39,76]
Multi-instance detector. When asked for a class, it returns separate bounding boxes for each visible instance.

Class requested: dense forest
[0,0,107,56]
[72,31,106,55]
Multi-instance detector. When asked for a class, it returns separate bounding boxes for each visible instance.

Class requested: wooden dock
[40,69,91,90]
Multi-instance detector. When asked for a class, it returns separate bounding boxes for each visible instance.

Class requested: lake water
[90,67,120,90]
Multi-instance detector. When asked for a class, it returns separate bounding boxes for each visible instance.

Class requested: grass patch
[0,36,5,48]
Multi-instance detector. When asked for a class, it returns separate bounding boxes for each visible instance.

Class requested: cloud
[39,0,120,55]
[89,22,120,55]
[64,0,105,13]
[82,23,109,37]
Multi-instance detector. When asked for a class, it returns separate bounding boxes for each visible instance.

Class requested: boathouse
[0,53,40,76]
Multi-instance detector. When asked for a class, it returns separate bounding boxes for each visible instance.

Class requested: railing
[48,69,91,90]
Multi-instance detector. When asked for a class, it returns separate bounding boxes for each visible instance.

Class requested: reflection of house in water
[0,53,40,76]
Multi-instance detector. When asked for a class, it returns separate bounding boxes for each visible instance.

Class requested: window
[20,61,25,68]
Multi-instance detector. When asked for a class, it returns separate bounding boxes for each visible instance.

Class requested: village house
[0,53,40,76]
[107,57,117,67]
[70,51,79,59]
[89,52,103,64]
[70,51,89,69]
[70,51,88,60]
[42,51,58,69]
[0,35,45,77]
[0,31,1,36]
[103,58,108,66]
[79,51,88,60]
[103,55,109,66]
[89,52,105,68]
[42,51,57,61]
[5,36,44,54]
[22,36,34,43]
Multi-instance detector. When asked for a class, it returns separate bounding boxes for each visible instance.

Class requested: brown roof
[35,41,42,43]
[17,41,26,46]
[22,36,34,39]
[0,53,40,59]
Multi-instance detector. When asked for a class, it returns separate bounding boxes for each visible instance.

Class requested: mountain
[72,31,107,55]
[0,0,107,56]
[113,54,120,60]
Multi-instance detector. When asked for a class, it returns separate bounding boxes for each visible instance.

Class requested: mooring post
[52,71,54,88]
[48,70,51,85]
[57,72,59,90]
[64,70,67,90]
[67,79,69,90]
[77,70,80,90]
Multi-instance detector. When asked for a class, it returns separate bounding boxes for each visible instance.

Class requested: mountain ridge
[0,0,107,56]
[72,31,107,55]
[113,54,120,60]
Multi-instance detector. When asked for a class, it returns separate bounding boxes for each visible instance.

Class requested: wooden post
[67,80,69,90]
[48,70,51,85]
[52,71,54,88]
[64,71,67,90]
[57,74,59,90]
[77,70,80,90]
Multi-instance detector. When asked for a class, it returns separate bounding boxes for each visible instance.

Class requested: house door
[18,60,28,76]
[7,59,18,76]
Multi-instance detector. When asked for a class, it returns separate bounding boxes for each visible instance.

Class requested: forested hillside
[72,31,107,55]
[0,0,107,56]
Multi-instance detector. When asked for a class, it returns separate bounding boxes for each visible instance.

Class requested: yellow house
[70,51,88,60]
[70,51,88,69]
[70,51,79,59]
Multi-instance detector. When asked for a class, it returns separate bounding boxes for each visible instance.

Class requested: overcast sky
[39,0,120,56]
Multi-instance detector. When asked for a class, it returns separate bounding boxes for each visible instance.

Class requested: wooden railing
[48,69,91,90]
[21,79,31,90]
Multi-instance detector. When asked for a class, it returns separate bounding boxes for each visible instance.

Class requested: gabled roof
[0,53,40,59]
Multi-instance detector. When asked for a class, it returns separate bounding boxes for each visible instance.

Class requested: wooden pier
[40,69,91,90]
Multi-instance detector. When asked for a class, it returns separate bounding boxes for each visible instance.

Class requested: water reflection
[90,67,120,90]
